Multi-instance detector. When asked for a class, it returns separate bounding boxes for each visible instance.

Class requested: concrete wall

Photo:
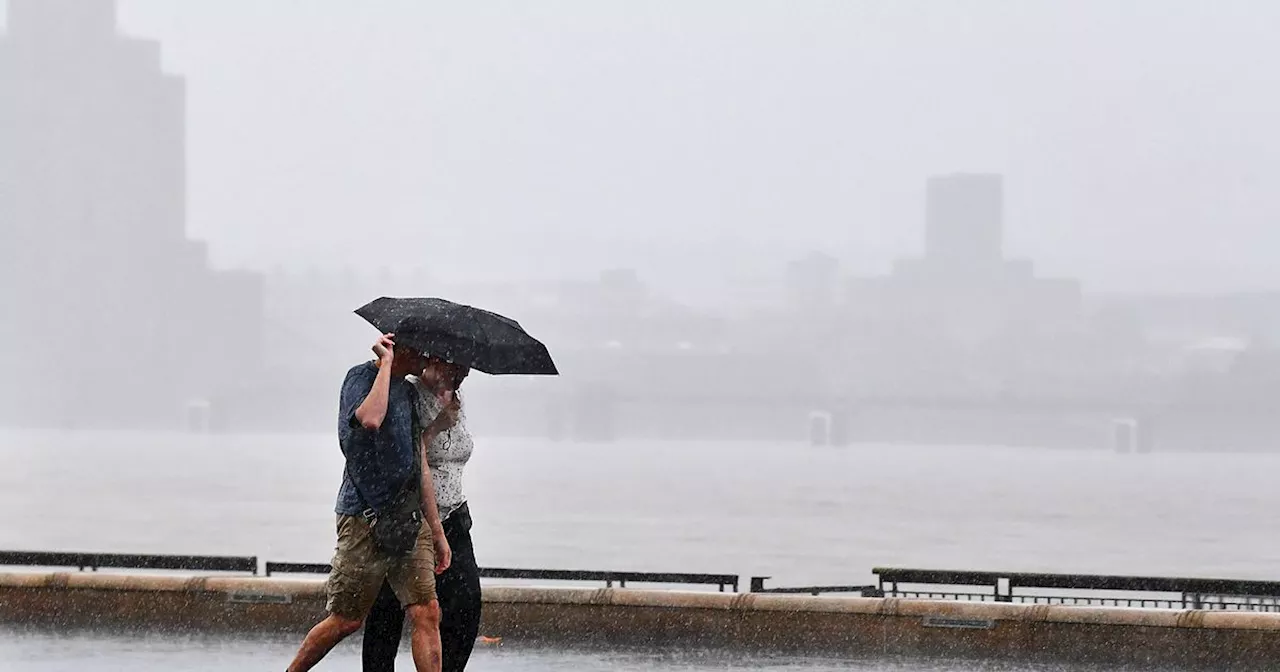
[3,572,1280,669]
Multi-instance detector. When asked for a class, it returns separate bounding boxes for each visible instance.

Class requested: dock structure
[3,552,1280,669]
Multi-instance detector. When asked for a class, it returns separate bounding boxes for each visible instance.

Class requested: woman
[363,357,482,672]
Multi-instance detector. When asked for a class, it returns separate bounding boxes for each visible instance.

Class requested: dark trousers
[362,502,483,672]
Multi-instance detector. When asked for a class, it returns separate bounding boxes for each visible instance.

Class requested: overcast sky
[5,0,1279,298]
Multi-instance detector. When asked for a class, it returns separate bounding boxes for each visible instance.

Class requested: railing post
[996,577,1011,603]
[750,577,769,592]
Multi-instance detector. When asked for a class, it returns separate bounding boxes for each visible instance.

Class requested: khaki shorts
[325,514,437,619]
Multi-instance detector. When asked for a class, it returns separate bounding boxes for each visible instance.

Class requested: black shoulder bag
[352,468,422,557]
[343,413,424,557]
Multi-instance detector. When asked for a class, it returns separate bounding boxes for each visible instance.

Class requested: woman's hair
[413,374,464,410]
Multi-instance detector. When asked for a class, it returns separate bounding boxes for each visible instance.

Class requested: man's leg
[363,580,405,672]
[290,514,383,671]
[287,613,363,672]
[407,600,443,672]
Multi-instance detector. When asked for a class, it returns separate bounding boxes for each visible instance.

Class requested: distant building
[839,174,1085,395]
[925,173,1005,270]
[262,267,435,375]
[785,251,840,309]
[889,174,1081,319]
[0,0,263,428]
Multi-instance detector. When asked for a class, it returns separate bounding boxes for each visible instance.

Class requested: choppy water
[2,429,1260,670]
[2,429,1278,585]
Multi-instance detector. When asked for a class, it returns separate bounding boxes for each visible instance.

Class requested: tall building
[925,173,1004,270]
[785,251,840,309]
[0,0,263,428]
[840,174,1084,395]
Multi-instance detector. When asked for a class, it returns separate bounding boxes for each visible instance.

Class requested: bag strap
[341,383,423,518]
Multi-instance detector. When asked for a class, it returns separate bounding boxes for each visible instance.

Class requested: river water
[0,429,1274,670]
[2,429,1277,583]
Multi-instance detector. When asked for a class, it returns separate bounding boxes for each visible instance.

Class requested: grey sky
[6,0,1278,296]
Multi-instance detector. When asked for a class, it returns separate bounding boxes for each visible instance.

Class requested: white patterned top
[410,377,474,523]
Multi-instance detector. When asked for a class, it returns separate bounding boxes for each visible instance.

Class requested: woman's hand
[419,359,452,392]
[427,390,461,433]
[433,526,452,574]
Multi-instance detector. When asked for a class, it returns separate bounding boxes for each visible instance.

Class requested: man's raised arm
[354,334,397,431]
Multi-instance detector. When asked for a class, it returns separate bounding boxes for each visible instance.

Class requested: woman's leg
[437,508,483,672]
[362,579,405,672]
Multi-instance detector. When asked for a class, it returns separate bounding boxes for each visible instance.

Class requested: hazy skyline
[4,0,1278,300]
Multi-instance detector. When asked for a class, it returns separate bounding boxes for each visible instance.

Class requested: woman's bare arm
[420,426,452,574]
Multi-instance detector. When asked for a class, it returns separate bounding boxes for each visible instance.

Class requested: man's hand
[433,527,452,574]
[371,333,396,366]
[354,333,396,431]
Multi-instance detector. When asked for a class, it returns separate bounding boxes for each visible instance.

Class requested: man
[364,360,477,672]
[286,333,451,672]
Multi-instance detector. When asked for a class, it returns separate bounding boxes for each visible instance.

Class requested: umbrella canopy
[355,297,558,376]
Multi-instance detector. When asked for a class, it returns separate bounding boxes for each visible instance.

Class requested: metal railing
[0,551,259,574]
[0,550,739,592]
[7,551,1279,612]
[266,561,739,592]
[872,567,1280,612]
[748,577,879,596]
[481,568,738,592]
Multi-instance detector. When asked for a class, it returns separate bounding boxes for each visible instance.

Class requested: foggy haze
[8,5,1280,671]
[5,0,1278,300]
[5,0,1280,441]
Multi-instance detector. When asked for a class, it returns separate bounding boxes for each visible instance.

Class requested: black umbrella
[355,297,558,376]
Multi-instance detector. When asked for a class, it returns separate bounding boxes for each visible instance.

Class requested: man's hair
[394,344,423,357]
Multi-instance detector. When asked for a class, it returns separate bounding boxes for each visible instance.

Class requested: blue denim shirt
[334,362,419,516]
